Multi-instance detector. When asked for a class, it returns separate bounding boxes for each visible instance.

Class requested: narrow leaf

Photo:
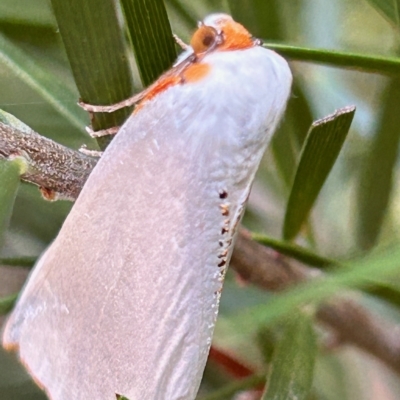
[364,282,400,308]
[0,32,86,130]
[262,313,317,400]
[225,243,400,338]
[0,0,55,27]
[271,84,314,189]
[50,0,137,148]
[0,108,34,133]
[0,256,36,267]
[283,106,355,240]
[356,78,400,250]
[0,158,25,250]
[121,0,177,87]
[0,293,18,315]
[166,0,197,27]
[253,232,400,309]
[365,0,400,30]
[228,0,282,40]
[267,44,400,76]
[252,233,336,268]
[116,395,131,400]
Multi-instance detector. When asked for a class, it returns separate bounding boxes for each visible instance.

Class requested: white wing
[3,46,291,400]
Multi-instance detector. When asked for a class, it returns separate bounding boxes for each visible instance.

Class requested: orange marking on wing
[5,333,59,397]
[3,341,19,352]
[134,74,182,114]
[219,21,254,51]
[182,63,211,82]
[4,342,49,394]
[141,75,182,102]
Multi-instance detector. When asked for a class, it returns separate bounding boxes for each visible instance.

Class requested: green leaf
[0,256,36,267]
[365,0,400,30]
[271,84,314,189]
[283,106,355,241]
[252,233,336,268]
[0,158,25,251]
[224,243,400,338]
[0,0,55,27]
[0,293,18,315]
[166,0,197,27]
[267,44,400,76]
[356,78,400,250]
[121,0,177,87]
[50,0,137,148]
[364,281,400,308]
[0,32,86,130]
[262,312,317,400]
[228,0,282,40]
[0,108,34,133]
[253,232,400,309]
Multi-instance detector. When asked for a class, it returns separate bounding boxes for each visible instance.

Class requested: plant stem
[267,43,400,75]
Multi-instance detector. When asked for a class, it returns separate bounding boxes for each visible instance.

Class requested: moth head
[190,13,259,56]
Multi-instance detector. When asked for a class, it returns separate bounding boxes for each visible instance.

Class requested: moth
[3,13,292,400]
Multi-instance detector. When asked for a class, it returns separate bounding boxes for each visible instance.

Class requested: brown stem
[317,300,400,374]
[231,230,400,375]
[0,122,96,200]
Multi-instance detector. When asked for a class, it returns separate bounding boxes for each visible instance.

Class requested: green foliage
[1,0,400,399]
[121,0,177,86]
[252,233,335,268]
[262,312,317,400]
[0,155,25,251]
[0,32,86,130]
[283,107,355,240]
[266,44,400,75]
[366,0,400,29]
[50,0,136,149]
[0,292,18,315]
[356,77,400,249]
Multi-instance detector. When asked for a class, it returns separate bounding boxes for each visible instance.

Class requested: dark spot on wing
[219,189,228,199]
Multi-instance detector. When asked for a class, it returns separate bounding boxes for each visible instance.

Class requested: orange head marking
[134,14,257,114]
[190,25,221,55]
[200,14,255,52]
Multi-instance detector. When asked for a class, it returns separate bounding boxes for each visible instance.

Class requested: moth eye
[190,26,219,54]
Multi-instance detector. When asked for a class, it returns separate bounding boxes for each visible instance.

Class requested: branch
[3,119,400,376]
[231,231,400,375]
[0,120,96,200]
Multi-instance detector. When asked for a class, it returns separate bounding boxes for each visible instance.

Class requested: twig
[231,231,400,375]
[0,122,96,200]
[231,229,311,291]
[317,300,400,374]
[2,121,400,376]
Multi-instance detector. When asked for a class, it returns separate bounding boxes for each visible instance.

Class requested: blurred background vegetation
[1,0,400,399]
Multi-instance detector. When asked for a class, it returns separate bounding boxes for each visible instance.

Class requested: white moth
[2,13,292,400]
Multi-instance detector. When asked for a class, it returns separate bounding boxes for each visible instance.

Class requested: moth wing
[2,90,237,400]
[3,45,292,400]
